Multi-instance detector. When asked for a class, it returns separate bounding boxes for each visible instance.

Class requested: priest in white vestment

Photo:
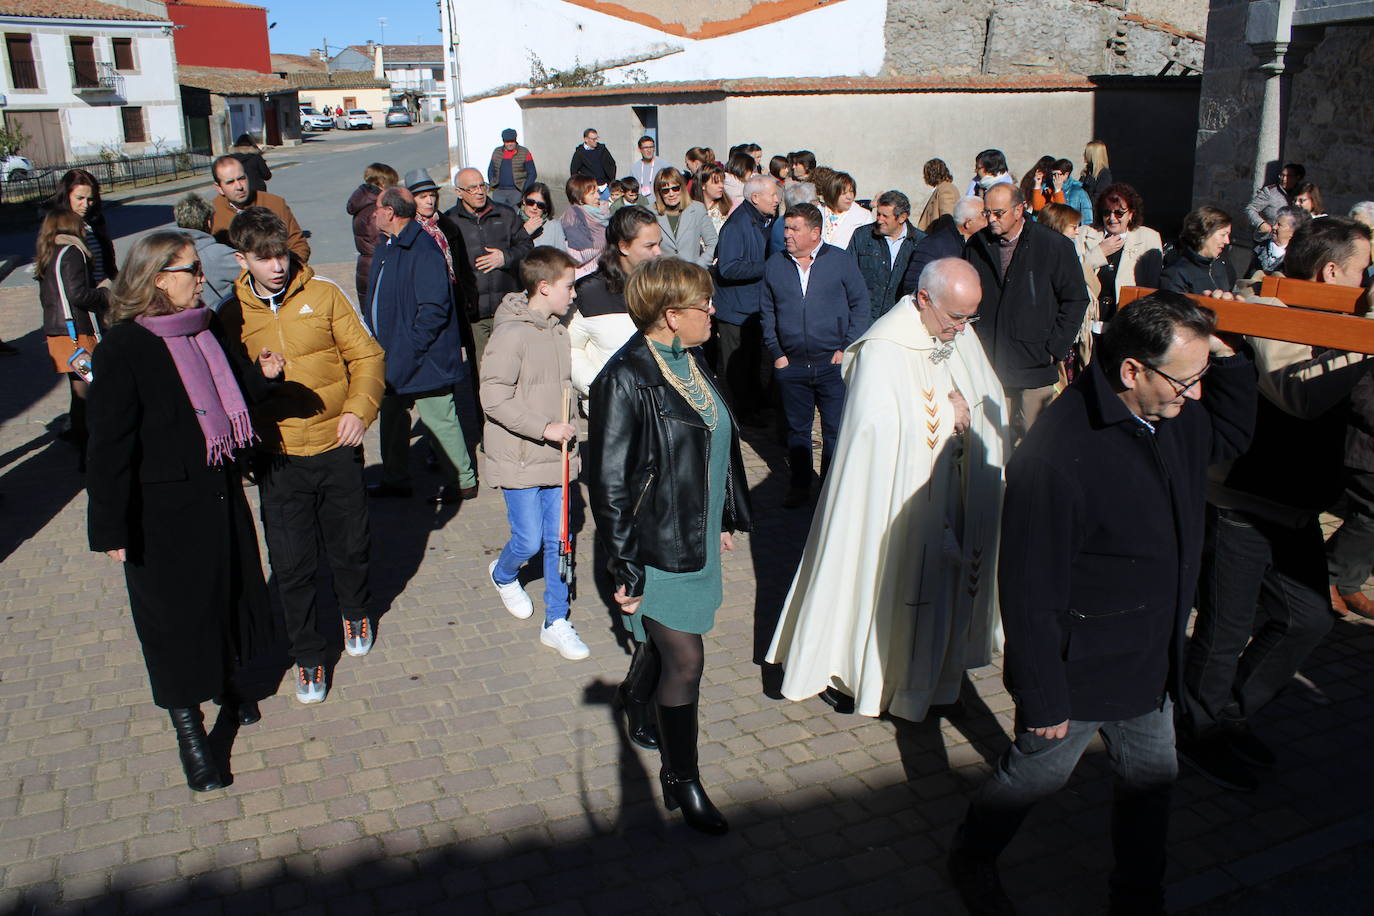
[765,258,1009,722]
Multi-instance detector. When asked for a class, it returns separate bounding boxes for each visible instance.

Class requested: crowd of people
[26,121,1374,915]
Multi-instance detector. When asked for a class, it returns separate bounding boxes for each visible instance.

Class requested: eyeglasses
[1143,361,1210,397]
[669,301,712,313]
[660,185,682,193]
[930,300,979,327]
[1105,208,1130,219]
[983,207,1019,219]
[161,260,203,276]
[458,182,489,193]
[523,198,549,211]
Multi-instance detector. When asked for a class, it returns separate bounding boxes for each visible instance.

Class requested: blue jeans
[774,360,845,487]
[957,702,1177,908]
[492,486,567,625]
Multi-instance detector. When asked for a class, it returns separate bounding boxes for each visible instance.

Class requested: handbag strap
[54,245,101,343]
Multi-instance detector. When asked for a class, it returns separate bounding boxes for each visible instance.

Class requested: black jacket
[965,220,1091,389]
[86,319,273,708]
[1159,246,1237,296]
[901,222,966,298]
[39,238,106,337]
[573,269,625,318]
[999,354,1255,728]
[445,200,533,321]
[570,144,617,185]
[588,335,752,599]
[234,151,272,195]
[848,221,923,318]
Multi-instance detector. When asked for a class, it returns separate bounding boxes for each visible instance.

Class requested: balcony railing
[391,78,440,93]
[71,61,125,97]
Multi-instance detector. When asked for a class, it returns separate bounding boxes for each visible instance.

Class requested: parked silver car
[299,107,334,131]
[384,108,413,128]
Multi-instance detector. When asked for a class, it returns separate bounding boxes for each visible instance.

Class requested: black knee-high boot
[169,706,225,792]
[616,643,659,749]
[656,702,727,834]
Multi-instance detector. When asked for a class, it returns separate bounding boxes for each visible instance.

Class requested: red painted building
[165,0,272,74]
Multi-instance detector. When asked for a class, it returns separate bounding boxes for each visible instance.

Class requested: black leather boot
[656,702,727,835]
[168,706,225,792]
[615,643,659,749]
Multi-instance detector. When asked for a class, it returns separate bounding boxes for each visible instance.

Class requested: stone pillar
[1247,33,1318,192]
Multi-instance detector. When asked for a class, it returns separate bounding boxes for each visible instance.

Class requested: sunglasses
[1106,208,1131,218]
[660,185,682,193]
[523,198,549,211]
[161,260,203,276]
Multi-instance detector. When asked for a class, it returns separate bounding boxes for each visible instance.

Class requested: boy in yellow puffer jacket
[219,206,385,705]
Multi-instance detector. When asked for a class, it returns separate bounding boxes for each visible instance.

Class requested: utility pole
[438,0,468,184]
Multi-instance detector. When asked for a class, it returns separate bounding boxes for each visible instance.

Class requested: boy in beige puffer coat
[479,247,589,660]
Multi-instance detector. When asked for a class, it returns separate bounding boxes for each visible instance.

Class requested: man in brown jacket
[220,207,384,705]
[209,155,311,264]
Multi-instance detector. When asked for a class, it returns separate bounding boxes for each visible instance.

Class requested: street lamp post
[438,0,467,186]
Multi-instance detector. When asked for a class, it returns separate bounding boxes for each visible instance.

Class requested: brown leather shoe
[459,485,479,500]
[1340,590,1374,620]
[1331,585,1350,616]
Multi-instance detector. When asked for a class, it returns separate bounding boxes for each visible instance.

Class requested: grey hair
[783,181,818,208]
[1274,205,1311,231]
[953,195,983,225]
[917,257,978,309]
[1350,201,1374,228]
[174,193,214,232]
[875,189,911,218]
[743,174,779,200]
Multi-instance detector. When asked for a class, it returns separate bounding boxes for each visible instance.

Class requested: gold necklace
[649,341,719,430]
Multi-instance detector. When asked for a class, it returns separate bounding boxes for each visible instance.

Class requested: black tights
[68,375,89,440]
[642,617,704,707]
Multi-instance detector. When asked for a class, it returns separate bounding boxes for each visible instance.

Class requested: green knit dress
[628,341,733,641]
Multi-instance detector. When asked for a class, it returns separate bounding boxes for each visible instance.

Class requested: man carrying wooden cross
[1181,217,1374,793]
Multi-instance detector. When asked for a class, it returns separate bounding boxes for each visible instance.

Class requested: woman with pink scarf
[86,231,279,793]
[559,174,610,279]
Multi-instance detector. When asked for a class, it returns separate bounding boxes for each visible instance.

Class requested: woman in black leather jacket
[588,257,751,835]
[1160,206,1238,295]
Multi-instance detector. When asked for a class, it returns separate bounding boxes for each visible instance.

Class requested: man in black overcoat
[949,292,1256,916]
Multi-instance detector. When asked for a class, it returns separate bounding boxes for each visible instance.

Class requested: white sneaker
[541,618,590,660]
[489,560,533,619]
[295,665,326,704]
[343,618,374,657]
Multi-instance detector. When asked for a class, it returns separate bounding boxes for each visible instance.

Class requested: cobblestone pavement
[2,271,1374,916]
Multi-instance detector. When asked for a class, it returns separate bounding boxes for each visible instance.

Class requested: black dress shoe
[236,699,261,726]
[431,484,479,504]
[1226,724,1276,769]
[819,686,855,714]
[1179,734,1257,792]
[367,483,413,498]
[948,849,1016,916]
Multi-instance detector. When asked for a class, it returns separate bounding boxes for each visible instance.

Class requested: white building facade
[1,2,185,165]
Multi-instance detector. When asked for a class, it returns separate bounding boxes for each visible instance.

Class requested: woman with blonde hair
[1079,140,1113,204]
[817,170,873,248]
[652,167,717,267]
[915,158,960,232]
[36,207,109,463]
[87,230,278,792]
[589,257,751,835]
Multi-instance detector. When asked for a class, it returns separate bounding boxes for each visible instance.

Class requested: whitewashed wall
[451,0,887,171]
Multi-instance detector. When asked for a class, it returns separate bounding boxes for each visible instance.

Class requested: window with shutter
[120,106,145,143]
[112,38,135,72]
[5,34,38,90]
[70,36,97,88]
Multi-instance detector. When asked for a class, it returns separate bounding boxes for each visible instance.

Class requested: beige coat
[1072,225,1165,363]
[479,292,580,489]
[915,181,960,232]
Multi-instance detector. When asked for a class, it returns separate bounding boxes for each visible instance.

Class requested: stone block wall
[881,0,1206,79]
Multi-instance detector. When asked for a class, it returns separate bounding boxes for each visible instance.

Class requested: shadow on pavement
[0,435,85,564]
[0,329,62,428]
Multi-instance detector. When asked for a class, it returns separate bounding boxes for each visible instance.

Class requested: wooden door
[70,36,97,87]
[4,110,64,165]
[264,100,281,145]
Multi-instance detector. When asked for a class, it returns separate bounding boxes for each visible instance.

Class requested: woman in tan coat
[915,158,960,232]
[479,247,589,661]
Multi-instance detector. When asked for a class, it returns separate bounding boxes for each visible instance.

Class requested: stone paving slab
[2,273,1374,915]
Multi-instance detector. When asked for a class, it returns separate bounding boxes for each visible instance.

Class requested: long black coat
[998,355,1255,728]
[86,320,273,709]
[965,220,1091,390]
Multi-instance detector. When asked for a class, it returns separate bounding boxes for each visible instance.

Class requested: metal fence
[0,147,215,206]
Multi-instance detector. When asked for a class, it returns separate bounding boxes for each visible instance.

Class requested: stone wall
[881,0,1206,78]
[1192,0,1374,232]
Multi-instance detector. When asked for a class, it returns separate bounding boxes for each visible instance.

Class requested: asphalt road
[0,124,447,286]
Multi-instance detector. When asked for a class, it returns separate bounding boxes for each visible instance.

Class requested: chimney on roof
[373,43,384,79]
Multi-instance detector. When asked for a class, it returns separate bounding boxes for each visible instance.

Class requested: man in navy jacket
[364,186,478,504]
[761,202,871,507]
[901,195,987,298]
[950,292,1255,916]
[712,175,781,422]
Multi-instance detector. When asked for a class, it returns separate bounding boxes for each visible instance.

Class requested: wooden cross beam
[1118,280,1374,355]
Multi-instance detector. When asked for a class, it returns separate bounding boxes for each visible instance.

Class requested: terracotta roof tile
[178,64,290,94]
[271,53,327,73]
[0,0,168,21]
[521,74,1099,103]
[345,44,443,64]
[281,70,390,91]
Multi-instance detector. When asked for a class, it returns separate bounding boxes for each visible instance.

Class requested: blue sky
[263,0,443,57]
